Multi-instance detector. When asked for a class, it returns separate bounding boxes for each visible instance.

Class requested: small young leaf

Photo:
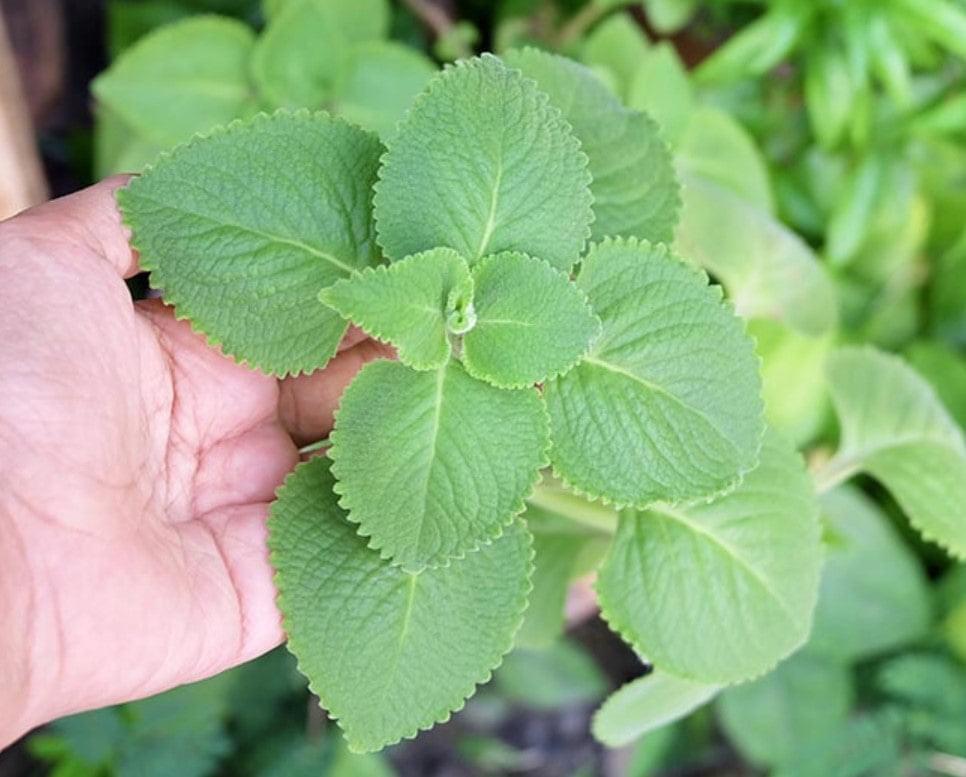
[333,42,436,138]
[716,652,854,769]
[320,248,472,370]
[269,458,532,753]
[593,671,719,747]
[92,17,257,149]
[823,346,966,558]
[596,429,822,684]
[252,0,389,109]
[119,112,383,376]
[545,238,764,507]
[502,48,680,244]
[330,359,549,569]
[808,486,931,662]
[462,252,601,389]
[374,54,593,270]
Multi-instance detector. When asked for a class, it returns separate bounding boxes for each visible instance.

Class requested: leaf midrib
[581,355,741,458]
[130,191,361,277]
[412,365,449,560]
[648,504,801,629]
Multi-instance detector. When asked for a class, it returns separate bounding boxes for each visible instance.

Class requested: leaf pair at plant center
[321,248,601,388]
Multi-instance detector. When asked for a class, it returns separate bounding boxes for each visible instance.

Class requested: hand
[0,178,391,746]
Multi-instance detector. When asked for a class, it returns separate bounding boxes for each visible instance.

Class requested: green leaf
[502,48,680,244]
[119,111,383,376]
[644,0,698,33]
[750,319,832,447]
[269,457,532,753]
[822,346,966,558]
[320,248,472,371]
[808,486,932,662]
[94,104,164,177]
[330,359,549,569]
[593,671,719,747]
[596,429,822,684]
[374,54,593,270]
[495,640,608,710]
[332,42,436,138]
[579,13,650,99]
[92,16,257,149]
[545,238,764,507]
[716,652,854,769]
[462,252,601,389]
[252,0,389,108]
[676,106,774,213]
[906,340,966,429]
[675,173,837,336]
[517,501,610,648]
[626,43,693,147]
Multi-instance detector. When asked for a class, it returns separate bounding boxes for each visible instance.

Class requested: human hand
[0,178,391,746]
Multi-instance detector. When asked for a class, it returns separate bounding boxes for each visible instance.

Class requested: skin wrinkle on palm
[0,177,390,747]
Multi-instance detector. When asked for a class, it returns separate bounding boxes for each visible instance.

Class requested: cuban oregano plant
[118,51,825,753]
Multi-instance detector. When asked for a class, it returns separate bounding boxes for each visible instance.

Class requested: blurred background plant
[1,0,964,774]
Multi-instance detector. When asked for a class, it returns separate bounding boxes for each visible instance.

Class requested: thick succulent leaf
[118,112,383,376]
[269,458,532,753]
[495,641,608,709]
[374,54,593,270]
[330,359,549,569]
[906,340,966,429]
[596,429,823,684]
[675,173,836,336]
[593,671,719,747]
[94,105,164,177]
[462,252,600,389]
[676,106,774,213]
[252,0,388,108]
[333,42,436,138]
[502,48,680,244]
[716,652,854,769]
[320,248,472,370]
[545,238,764,507]
[823,346,966,558]
[808,486,931,662]
[92,17,257,149]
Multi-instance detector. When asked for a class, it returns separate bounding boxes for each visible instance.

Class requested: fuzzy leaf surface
[374,54,593,270]
[596,429,822,684]
[252,0,388,108]
[119,112,383,376]
[462,252,600,389]
[824,346,966,558]
[92,17,257,149]
[593,672,719,747]
[545,238,764,507]
[268,458,532,753]
[330,359,549,569]
[320,248,472,370]
[503,48,680,244]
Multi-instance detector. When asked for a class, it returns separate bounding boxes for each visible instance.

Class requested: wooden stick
[0,8,48,220]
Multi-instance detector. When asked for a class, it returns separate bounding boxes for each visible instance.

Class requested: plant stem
[401,0,472,59]
[555,0,614,49]
[810,454,860,495]
[527,480,619,534]
[298,438,331,455]
[930,752,966,777]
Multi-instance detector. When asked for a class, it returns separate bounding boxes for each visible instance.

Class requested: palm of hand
[0,179,387,739]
